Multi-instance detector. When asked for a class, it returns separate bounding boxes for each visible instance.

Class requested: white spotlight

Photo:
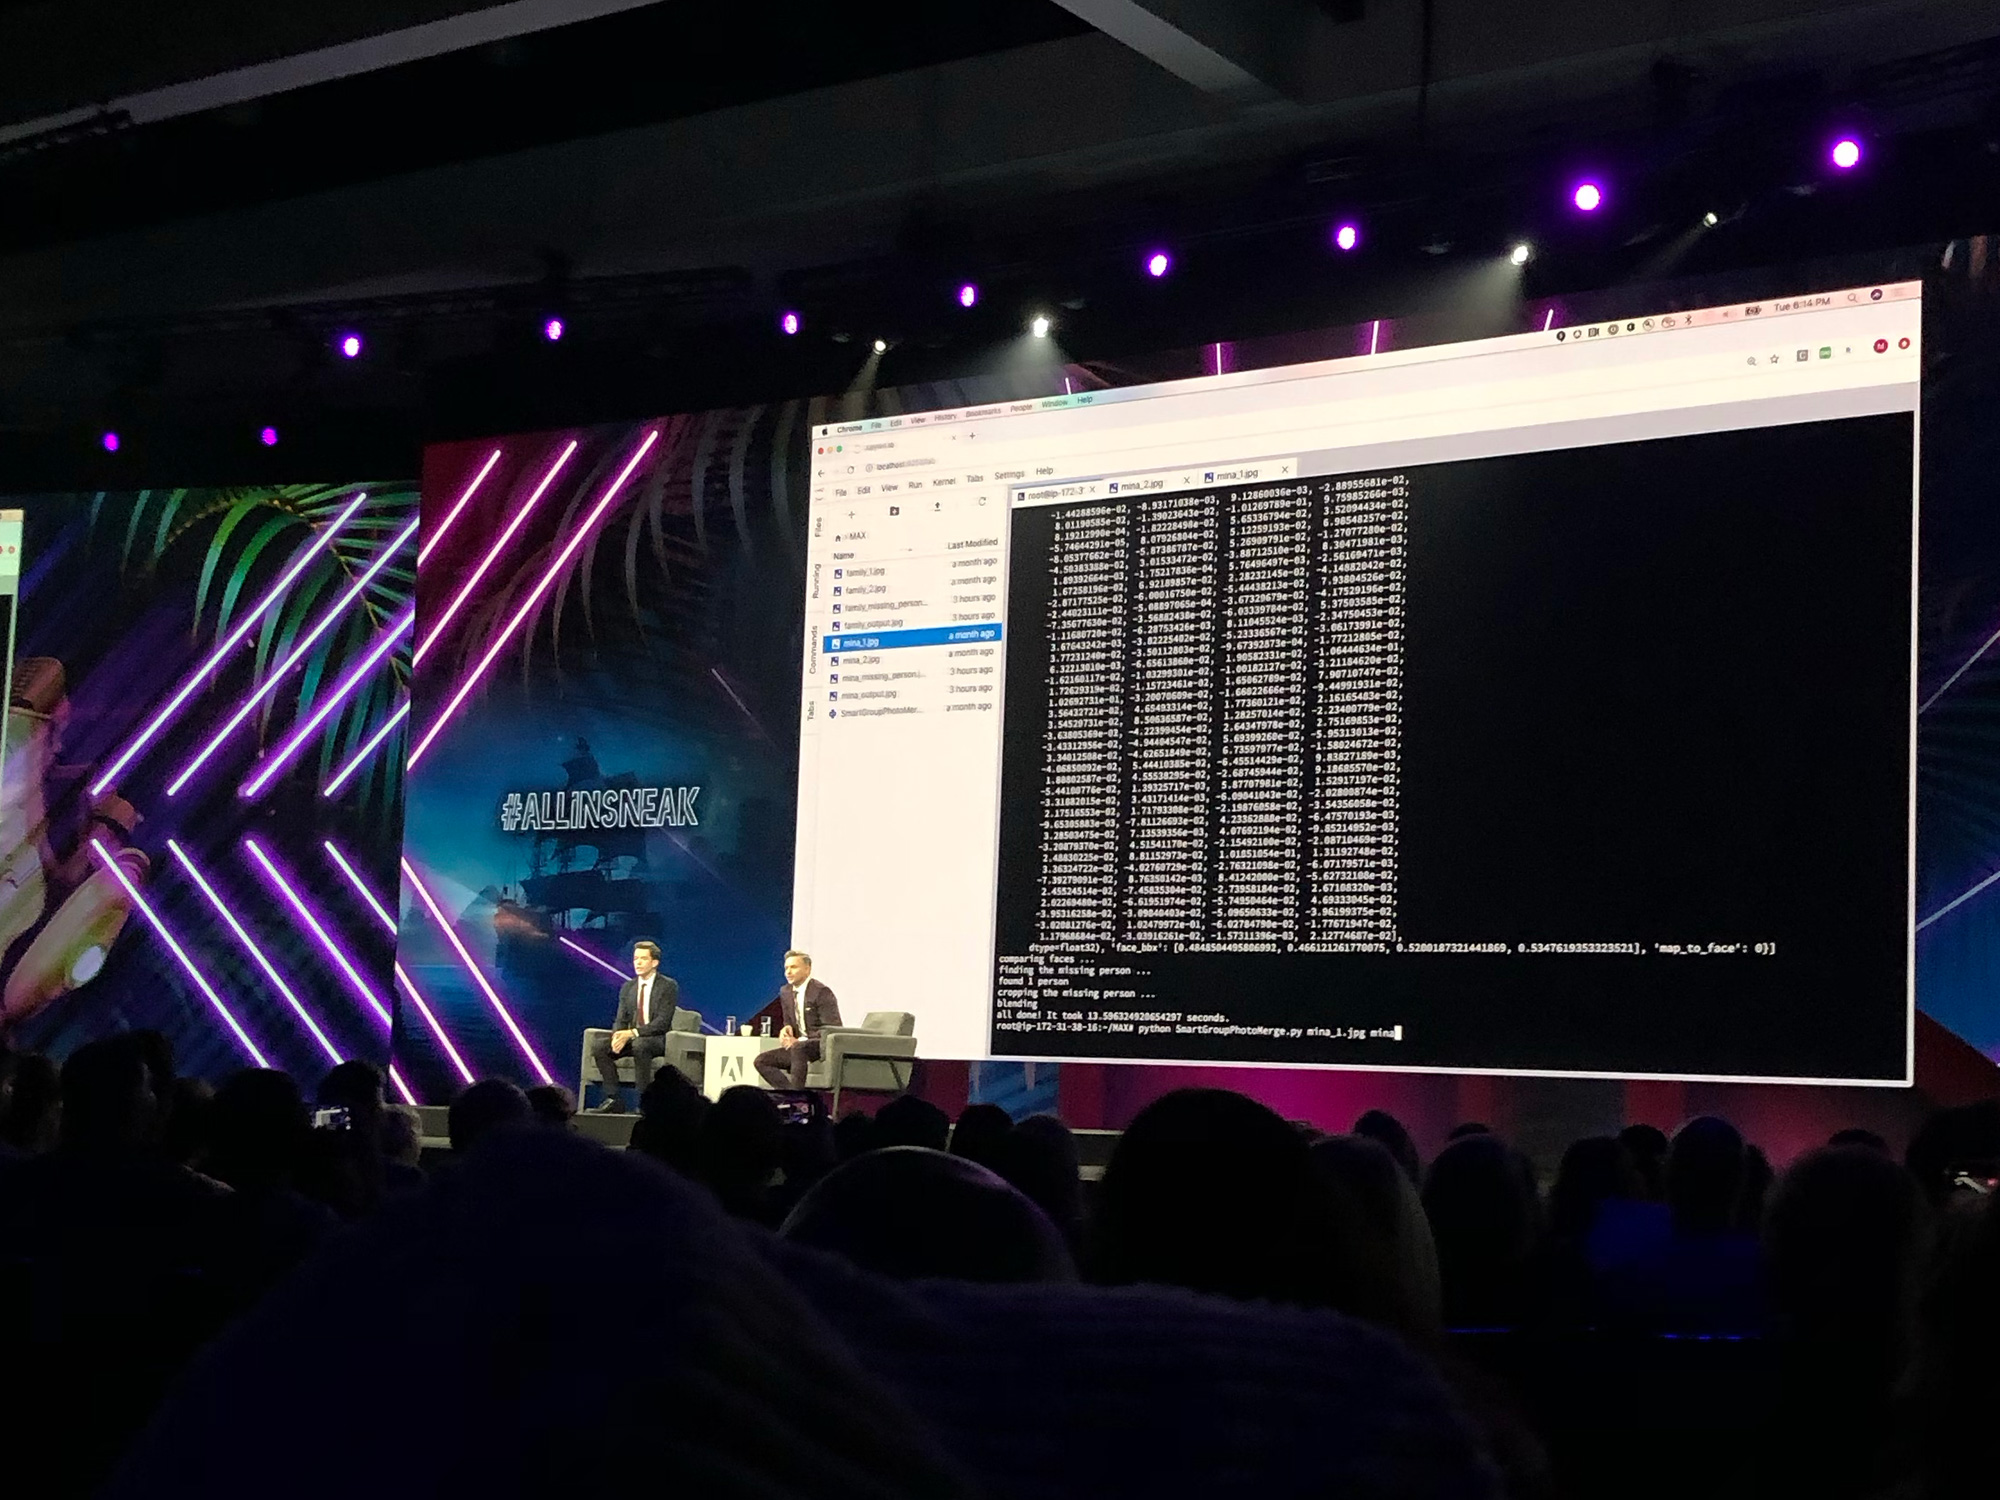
[1509,243,1532,266]
[1030,315,1051,339]
[872,338,887,354]
[1703,211,1720,227]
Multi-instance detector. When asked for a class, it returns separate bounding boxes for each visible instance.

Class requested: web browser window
[795,283,1921,1083]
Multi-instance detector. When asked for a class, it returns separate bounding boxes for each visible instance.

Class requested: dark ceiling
[0,0,1996,480]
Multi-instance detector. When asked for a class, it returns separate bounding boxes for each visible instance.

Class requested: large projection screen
[793,283,1922,1085]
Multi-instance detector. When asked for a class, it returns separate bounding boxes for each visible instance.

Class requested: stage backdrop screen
[795,282,1923,1084]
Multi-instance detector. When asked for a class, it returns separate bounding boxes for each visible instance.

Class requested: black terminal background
[993,414,1915,1080]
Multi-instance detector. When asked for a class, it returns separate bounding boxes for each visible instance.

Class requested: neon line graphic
[323,840,398,933]
[1917,865,2000,931]
[90,838,267,1065]
[244,838,390,1029]
[1369,319,1381,355]
[322,699,409,797]
[240,608,414,798]
[168,515,419,796]
[1919,622,2000,715]
[386,1064,417,1104]
[417,447,501,566]
[559,934,628,979]
[409,429,660,769]
[1543,307,1556,331]
[92,491,368,794]
[321,840,476,1086]
[401,857,553,1083]
[414,439,578,666]
[168,839,341,1067]
[394,964,474,1085]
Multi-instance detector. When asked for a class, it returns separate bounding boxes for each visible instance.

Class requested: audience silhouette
[0,1037,1993,1500]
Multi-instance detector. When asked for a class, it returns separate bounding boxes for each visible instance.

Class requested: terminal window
[795,286,1921,1084]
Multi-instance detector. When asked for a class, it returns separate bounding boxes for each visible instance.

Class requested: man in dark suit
[755,950,841,1091]
[587,940,679,1113]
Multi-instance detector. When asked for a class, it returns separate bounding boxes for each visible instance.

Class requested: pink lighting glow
[401,857,554,1083]
[92,838,267,1066]
[322,700,409,797]
[339,333,362,359]
[100,431,120,453]
[322,839,476,1086]
[408,429,661,769]
[1830,137,1862,170]
[958,283,978,308]
[168,515,420,796]
[780,311,800,335]
[1333,222,1359,252]
[168,839,342,1067]
[543,317,564,342]
[413,439,579,666]
[418,448,502,567]
[1145,251,1171,278]
[260,426,279,447]
[559,934,629,980]
[1572,180,1603,212]
[240,608,415,799]
[91,491,369,795]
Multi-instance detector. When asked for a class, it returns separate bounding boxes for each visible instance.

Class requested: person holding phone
[755,950,840,1091]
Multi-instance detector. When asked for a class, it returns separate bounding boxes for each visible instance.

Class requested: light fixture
[780,310,800,336]
[338,332,363,359]
[1830,137,1862,170]
[259,426,279,447]
[1031,314,1051,338]
[100,431,120,453]
[1510,243,1532,266]
[1333,222,1360,252]
[872,338,887,354]
[1145,250,1171,278]
[1572,180,1604,212]
[543,317,565,342]
[958,283,978,308]
[1703,211,1720,227]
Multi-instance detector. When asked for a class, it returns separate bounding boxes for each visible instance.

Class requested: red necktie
[639,979,649,1026]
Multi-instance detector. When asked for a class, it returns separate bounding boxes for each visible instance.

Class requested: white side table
[703,1034,781,1101]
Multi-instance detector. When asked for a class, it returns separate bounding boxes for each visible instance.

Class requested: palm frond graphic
[90,485,418,810]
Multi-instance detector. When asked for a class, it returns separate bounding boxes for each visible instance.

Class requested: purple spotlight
[958,283,978,308]
[100,431,120,453]
[1830,137,1862,170]
[543,316,564,342]
[1333,222,1360,252]
[259,426,279,447]
[1145,250,1171,278]
[780,310,800,336]
[338,333,362,359]
[1572,180,1604,212]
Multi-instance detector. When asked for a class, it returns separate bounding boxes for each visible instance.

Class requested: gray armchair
[805,1011,918,1113]
[579,1007,705,1106]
